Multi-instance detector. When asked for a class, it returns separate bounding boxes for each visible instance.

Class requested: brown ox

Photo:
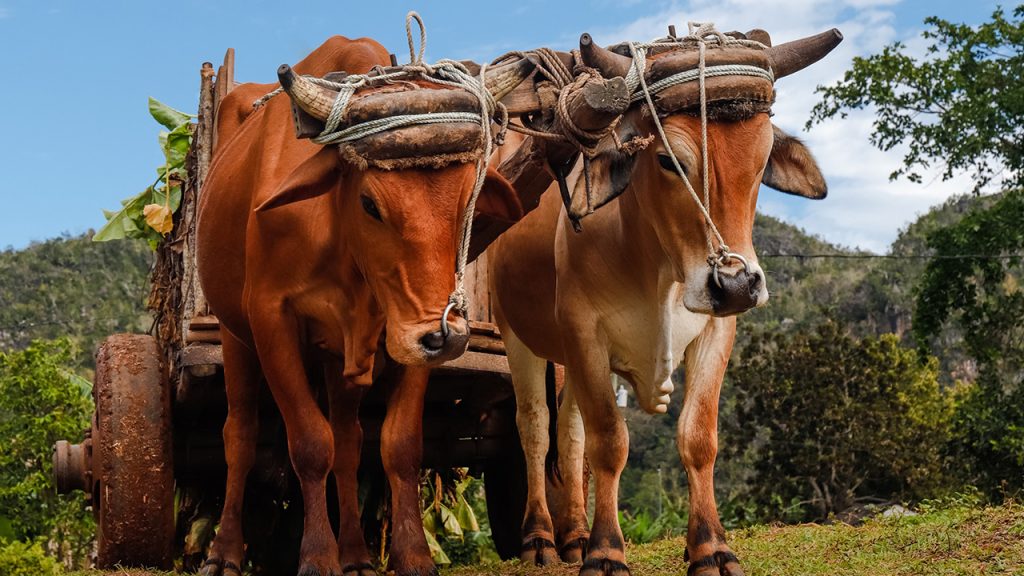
[487,30,840,576]
[197,36,521,576]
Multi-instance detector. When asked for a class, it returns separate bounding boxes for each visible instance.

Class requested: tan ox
[197,37,523,576]
[488,30,841,576]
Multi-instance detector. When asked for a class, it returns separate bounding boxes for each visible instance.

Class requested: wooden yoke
[468,70,630,260]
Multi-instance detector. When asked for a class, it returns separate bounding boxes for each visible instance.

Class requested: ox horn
[483,58,535,101]
[765,28,843,80]
[278,64,337,122]
[579,33,634,79]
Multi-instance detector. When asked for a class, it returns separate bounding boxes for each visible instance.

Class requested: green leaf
[440,505,463,538]
[454,493,479,532]
[423,529,451,565]
[93,187,153,242]
[148,97,193,130]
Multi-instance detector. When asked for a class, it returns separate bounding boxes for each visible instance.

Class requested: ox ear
[566,146,641,221]
[762,125,827,199]
[474,166,522,223]
[255,147,340,211]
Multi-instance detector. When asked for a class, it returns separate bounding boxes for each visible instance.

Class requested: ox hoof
[687,551,744,576]
[580,557,631,576]
[341,561,378,576]
[200,557,243,576]
[521,536,558,566]
[559,535,590,563]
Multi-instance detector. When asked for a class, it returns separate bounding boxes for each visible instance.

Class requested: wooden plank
[188,315,220,330]
[211,48,235,153]
[180,343,223,367]
[435,350,510,376]
[186,329,222,345]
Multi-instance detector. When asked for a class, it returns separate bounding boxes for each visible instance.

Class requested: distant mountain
[0,233,153,370]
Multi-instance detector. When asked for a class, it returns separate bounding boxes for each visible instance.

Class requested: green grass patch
[62,502,1024,575]
[447,501,1024,575]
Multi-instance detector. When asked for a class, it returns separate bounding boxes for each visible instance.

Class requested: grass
[66,501,1024,576]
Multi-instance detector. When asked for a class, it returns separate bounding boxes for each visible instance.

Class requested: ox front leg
[381,366,435,576]
[678,317,743,576]
[550,381,591,563]
[327,363,377,576]
[203,332,260,576]
[565,343,630,576]
[506,333,558,565]
[254,316,340,576]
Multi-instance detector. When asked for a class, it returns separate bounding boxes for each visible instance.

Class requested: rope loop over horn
[254,11,510,320]
[626,22,761,268]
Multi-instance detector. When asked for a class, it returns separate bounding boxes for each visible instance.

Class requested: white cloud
[598,0,977,253]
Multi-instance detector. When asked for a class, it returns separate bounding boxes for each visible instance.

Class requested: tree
[723,320,952,524]
[809,6,1024,191]
[0,339,95,567]
[914,190,1024,496]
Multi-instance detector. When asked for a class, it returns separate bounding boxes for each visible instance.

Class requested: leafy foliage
[0,339,95,567]
[0,233,152,369]
[914,189,1024,496]
[94,98,192,249]
[0,540,61,576]
[420,469,498,566]
[809,6,1024,191]
[723,320,953,523]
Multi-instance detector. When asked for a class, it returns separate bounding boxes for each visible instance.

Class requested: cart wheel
[484,401,528,561]
[93,334,175,569]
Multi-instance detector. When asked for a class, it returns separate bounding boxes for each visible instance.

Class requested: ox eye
[360,195,382,221]
[658,153,685,174]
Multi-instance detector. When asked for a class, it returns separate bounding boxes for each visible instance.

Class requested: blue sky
[0,0,1003,251]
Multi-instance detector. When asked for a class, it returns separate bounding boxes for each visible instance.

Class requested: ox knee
[288,417,335,483]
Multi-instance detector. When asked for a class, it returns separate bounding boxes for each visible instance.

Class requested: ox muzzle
[707,254,765,316]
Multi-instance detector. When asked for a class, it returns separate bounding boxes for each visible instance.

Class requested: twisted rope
[627,22,771,265]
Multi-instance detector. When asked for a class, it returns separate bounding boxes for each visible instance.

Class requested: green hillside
[0,234,153,369]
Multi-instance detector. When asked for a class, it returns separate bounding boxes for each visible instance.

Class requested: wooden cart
[53,50,540,571]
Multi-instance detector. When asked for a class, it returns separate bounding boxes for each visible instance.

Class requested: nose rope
[627,22,768,270]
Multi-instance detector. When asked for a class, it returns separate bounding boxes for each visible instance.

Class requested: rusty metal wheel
[93,334,175,569]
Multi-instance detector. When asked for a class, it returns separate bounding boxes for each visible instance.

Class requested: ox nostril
[748,271,763,297]
[421,331,446,352]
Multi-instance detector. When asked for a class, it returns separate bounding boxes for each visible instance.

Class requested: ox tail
[544,361,563,487]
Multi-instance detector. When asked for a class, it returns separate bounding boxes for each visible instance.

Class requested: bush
[723,319,953,524]
[0,540,61,576]
[0,339,95,567]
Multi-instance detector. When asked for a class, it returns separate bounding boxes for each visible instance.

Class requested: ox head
[576,29,839,316]
[256,64,529,365]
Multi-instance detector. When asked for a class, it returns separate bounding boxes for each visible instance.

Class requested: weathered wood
[186,329,221,345]
[211,48,234,152]
[435,350,510,376]
[188,315,219,331]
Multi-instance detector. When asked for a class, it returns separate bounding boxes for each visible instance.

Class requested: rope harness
[626,22,768,280]
[255,13,502,328]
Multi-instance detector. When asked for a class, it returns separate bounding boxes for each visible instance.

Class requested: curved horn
[277,64,338,121]
[579,33,633,79]
[483,57,535,100]
[766,28,843,80]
